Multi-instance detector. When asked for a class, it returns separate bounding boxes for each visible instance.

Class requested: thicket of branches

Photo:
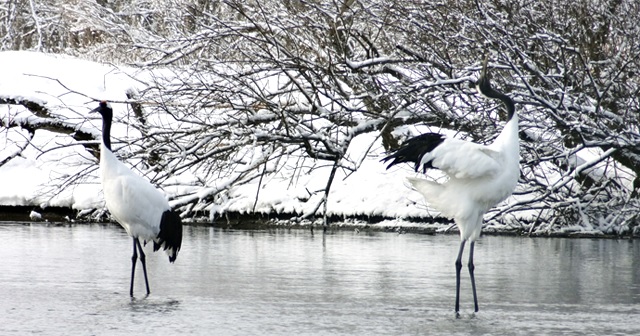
[2,0,640,233]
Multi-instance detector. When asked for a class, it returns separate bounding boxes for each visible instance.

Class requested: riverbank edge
[1,205,635,239]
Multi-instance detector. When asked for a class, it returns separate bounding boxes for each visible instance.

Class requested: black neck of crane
[101,110,112,151]
[477,74,515,121]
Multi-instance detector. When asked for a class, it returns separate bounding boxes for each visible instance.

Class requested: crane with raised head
[382,58,519,314]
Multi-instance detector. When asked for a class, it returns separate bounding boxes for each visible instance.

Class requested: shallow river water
[1,223,639,335]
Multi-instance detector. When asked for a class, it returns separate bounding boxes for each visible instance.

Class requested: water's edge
[1,205,635,239]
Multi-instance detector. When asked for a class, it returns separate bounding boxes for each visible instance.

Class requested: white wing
[422,137,502,179]
[101,149,170,240]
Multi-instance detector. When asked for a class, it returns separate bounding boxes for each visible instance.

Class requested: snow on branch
[3,0,640,234]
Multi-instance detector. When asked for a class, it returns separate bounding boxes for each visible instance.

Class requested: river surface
[0,223,639,335]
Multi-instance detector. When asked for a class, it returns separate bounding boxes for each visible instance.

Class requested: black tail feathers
[154,209,183,263]
[381,133,445,173]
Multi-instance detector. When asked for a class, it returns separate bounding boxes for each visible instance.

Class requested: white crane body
[408,114,519,241]
[100,146,168,241]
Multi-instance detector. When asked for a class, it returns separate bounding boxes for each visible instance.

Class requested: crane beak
[89,100,109,113]
[481,55,489,78]
[475,54,491,89]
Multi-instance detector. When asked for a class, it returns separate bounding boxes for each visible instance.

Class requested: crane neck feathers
[476,74,515,122]
[92,101,114,151]
[101,116,112,151]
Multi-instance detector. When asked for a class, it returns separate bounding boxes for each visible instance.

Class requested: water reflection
[0,223,639,335]
[478,237,640,306]
[128,297,181,314]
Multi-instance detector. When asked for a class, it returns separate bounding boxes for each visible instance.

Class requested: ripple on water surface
[0,223,639,335]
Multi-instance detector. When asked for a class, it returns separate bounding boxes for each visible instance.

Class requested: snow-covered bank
[0,51,434,219]
[1,51,637,238]
[2,205,626,239]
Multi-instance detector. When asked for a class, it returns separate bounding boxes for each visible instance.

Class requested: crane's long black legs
[136,238,151,296]
[455,240,480,315]
[130,238,137,297]
[454,239,466,315]
[130,237,151,297]
[469,241,479,313]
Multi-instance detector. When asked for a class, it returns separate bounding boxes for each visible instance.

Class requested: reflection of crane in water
[382,58,519,314]
[91,101,183,297]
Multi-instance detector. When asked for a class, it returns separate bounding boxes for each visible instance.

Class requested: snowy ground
[0,51,596,235]
[0,52,426,215]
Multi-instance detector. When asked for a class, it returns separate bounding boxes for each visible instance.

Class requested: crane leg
[130,238,137,297]
[468,241,479,313]
[135,238,151,296]
[454,239,466,315]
